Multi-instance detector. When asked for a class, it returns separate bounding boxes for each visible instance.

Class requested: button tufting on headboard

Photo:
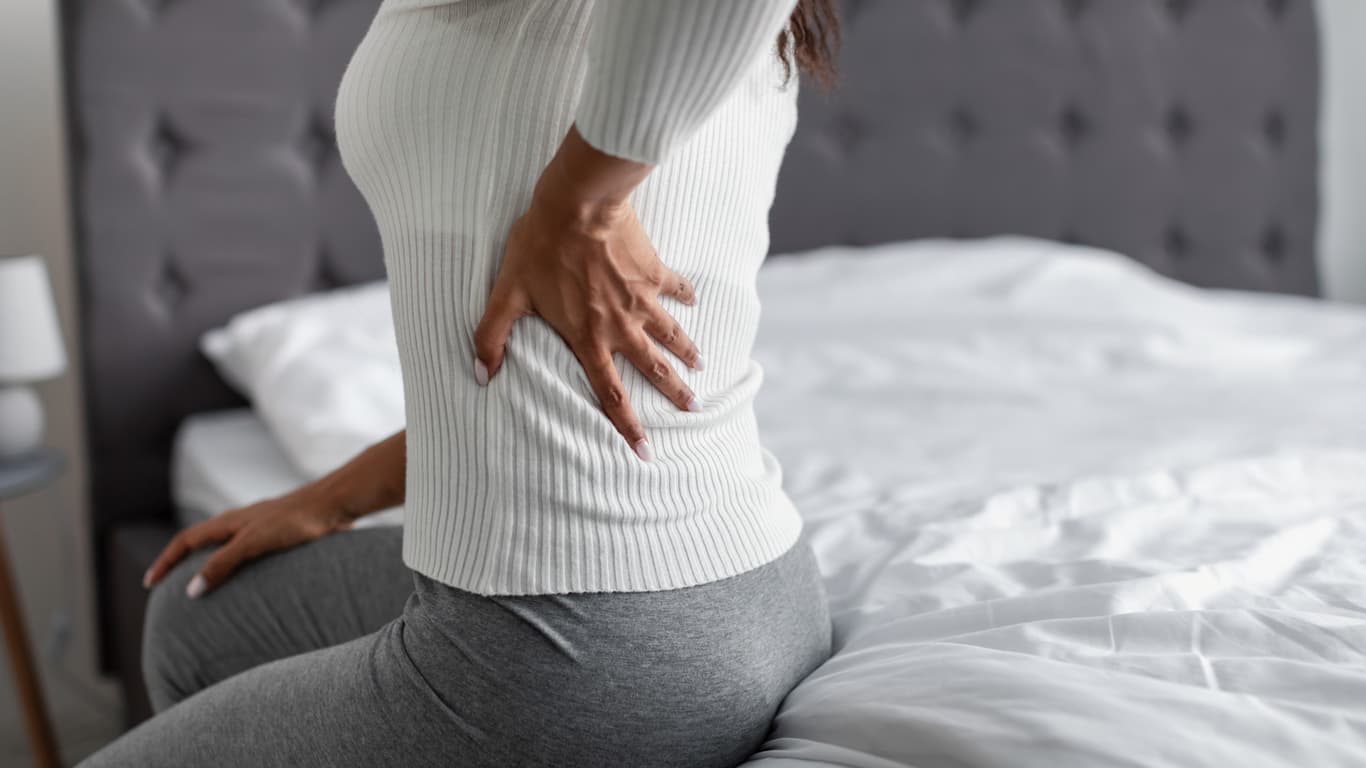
[1263,109,1287,150]
[947,0,982,25]
[1164,106,1195,148]
[291,0,332,21]
[1164,226,1191,264]
[1058,106,1089,150]
[1060,0,1091,20]
[147,118,191,184]
[841,0,874,24]
[949,107,981,145]
[1165,0,1197,23]
[136,0,178,20]
[312,245,347,292]
[822,112,869,161]
[149,255,191,320]
[298,113,338,175]
[1262,226,1288,266]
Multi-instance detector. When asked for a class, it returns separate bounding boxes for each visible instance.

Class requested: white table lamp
[0,255,67,459]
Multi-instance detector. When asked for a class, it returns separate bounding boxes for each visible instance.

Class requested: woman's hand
[143,430,406,598]
[142,488,357,598]
[473,127,704,462]
[142,426,404,595]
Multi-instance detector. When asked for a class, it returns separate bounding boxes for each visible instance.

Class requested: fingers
[659,269,697,306]
[623,333,701,414]
[574,342,652,461]
[472,285,529,384]
[142,519,234,589]
[643,306,704,371]
[188,538,262,599]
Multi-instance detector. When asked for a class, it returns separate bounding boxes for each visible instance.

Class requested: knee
[141,551,211,712]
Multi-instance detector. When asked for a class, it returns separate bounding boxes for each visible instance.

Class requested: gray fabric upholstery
[61,0,387,673]
[771,0,1321,296]
[62,0,1321,670]
[64,0,385,531]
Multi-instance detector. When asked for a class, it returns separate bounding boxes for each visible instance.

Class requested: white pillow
[200,281,405,479]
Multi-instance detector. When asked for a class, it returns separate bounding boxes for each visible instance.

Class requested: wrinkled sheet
[744,239,1366,767]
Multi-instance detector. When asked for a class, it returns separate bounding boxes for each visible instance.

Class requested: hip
[394,534,832,763]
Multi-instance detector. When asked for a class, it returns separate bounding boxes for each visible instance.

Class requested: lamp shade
[0,255,67,382]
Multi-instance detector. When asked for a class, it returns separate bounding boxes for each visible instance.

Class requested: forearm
[301,429,407,522]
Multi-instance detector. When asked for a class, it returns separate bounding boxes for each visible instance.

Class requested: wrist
[530,169,630,236]
[531,125,652,225]
[291,477,355,523]
[284,430,406,525]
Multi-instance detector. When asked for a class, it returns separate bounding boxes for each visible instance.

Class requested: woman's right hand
[472,126,703,462]
[142,487,357,599]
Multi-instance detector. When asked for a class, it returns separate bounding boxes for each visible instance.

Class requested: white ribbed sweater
[335,0,803,595]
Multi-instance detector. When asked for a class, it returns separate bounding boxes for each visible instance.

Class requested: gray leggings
[79,526,832,767]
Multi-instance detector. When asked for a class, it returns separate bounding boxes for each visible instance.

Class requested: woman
[81,1,839,765]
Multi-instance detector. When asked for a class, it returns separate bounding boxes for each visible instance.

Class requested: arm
[473,1,798,459]
[143,430,407,597]
[309,429,407,522]
[574,0,802,165]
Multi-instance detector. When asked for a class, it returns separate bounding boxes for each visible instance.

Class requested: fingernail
[474,359,489,386]
[633,439,653,462]
[686,397,702,413]
[142,568,154,589]
[186,575,206,599]
[692,354,706,371]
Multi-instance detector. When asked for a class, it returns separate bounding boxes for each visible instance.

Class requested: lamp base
[0,385,44,460]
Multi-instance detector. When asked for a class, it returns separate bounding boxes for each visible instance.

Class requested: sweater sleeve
[573,0,800,165]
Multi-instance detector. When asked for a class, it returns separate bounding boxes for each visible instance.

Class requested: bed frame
[60,0,1322,725]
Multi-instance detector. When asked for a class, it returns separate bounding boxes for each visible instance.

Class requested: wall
[1319,0,1366,303]
[0,0,122,756]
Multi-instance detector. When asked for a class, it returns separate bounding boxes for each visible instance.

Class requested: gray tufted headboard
[63,0,1319,665]
[770,0,1321,284]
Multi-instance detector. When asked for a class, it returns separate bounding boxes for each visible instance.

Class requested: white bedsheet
[174,238,1366,766]
[744,240,1366,767]
[172,409,402,529]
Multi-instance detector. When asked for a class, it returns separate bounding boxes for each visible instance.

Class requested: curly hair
[777,0,841,90]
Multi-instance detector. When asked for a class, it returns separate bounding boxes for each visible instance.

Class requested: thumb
[472,287,528,385]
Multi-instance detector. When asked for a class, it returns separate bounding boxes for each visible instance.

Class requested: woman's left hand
[472,163,704,462]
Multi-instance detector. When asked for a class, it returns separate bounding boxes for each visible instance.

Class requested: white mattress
[171,409,403,529]
[174,238,1366,766]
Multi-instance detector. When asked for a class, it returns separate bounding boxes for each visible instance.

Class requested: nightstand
[0,448,65,768]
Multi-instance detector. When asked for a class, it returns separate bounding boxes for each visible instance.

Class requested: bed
[62,0,1366,764]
